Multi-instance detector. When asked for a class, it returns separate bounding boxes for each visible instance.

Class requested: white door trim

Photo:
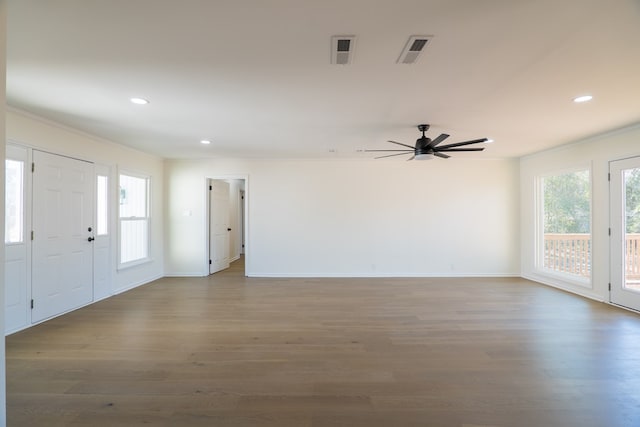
[609,155,640,312]
[203,174,249,276]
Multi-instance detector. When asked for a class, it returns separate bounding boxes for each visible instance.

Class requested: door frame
[5,143,114,333]
[609,155,640,312]
[204,174,249,276]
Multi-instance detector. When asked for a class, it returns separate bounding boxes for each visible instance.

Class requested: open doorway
[207,176,247,276]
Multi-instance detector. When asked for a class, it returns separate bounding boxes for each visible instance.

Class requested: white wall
[6,109,165,294]
[165,157,520,277]
[520,123,640,301]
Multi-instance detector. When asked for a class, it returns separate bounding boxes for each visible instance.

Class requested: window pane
[624,168,640,291]
[119,173,149,265]
[542,170,591,278]
[97,175,108,235]
[5,159,24,244]
[120,219,148,264]
[120,174,147,218]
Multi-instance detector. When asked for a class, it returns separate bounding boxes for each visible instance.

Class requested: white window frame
[5,158,25,245]
[118,170,151,269]
[535,165,593,287]
[96,174,109,237]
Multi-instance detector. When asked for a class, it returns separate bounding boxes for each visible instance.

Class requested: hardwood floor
[6,259,640,426]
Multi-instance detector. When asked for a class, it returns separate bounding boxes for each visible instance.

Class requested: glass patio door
[610,156,640,311]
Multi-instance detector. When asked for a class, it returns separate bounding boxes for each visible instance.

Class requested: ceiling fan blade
[374,152,413,159]
[428,133,450,148]
[436,147,485,152]
[387,140,416,149]
[364,149,413,152]
[406,155,415,161]
[434,152,450,159]
[436,138,488,150]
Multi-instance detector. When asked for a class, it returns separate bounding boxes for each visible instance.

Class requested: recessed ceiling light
[573,95,593,103]
[130,97,149,105]
[200,140,211,145]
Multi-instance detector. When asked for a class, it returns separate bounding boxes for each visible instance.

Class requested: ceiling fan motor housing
[416,137,433,154]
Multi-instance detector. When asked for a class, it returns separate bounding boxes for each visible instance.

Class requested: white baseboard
[521,273,606,302]
[164,272,208,277]
[113,273,164,295]
[246,272,520,278]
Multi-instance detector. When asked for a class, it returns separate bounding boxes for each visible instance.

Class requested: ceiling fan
[366,124,488,160]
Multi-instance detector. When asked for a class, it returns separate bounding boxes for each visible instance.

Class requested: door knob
[88,237,95,242]
[227,228,232,231]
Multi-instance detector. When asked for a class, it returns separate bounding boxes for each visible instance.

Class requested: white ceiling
[7,0,640,160]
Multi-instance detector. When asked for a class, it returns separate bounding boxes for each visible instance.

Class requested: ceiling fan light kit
[365,124,488,161]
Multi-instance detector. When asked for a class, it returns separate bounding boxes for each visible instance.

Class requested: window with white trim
[119,173,150,266]
[537,168,591,284]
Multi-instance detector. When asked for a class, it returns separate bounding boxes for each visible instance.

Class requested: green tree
[625,168,640,233]
[543,170,590,233]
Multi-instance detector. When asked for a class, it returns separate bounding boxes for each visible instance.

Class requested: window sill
[118,257,153,271]
[533,268,592,289]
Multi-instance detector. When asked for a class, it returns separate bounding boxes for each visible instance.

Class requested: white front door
[32,151,94,323]
[209,179,230,274]
[610,156,640,311]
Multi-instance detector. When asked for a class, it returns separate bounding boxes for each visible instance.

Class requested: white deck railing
[543,233,640,281]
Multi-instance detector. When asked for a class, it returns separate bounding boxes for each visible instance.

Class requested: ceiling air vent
[331,35,356,65]
[397,35,431,64]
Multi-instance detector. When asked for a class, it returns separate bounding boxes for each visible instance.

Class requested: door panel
[32,151,94,323]
[209,180,230,274]
[93,167,111,301]
[610,156,640,311]
[5,145,29,332]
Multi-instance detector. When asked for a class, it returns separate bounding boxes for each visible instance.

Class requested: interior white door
[32,151,94,323]
[240,189,245,255]
[610,156,640,311]
[209,179,230,274]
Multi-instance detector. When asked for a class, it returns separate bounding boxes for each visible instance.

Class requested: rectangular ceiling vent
[331,35,356,65]
[397,35,432,64]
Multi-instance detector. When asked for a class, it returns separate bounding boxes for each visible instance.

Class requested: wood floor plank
[6,258,640,426]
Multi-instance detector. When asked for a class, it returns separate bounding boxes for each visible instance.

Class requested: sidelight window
[5,159,24,244]
[97,175,108,236]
